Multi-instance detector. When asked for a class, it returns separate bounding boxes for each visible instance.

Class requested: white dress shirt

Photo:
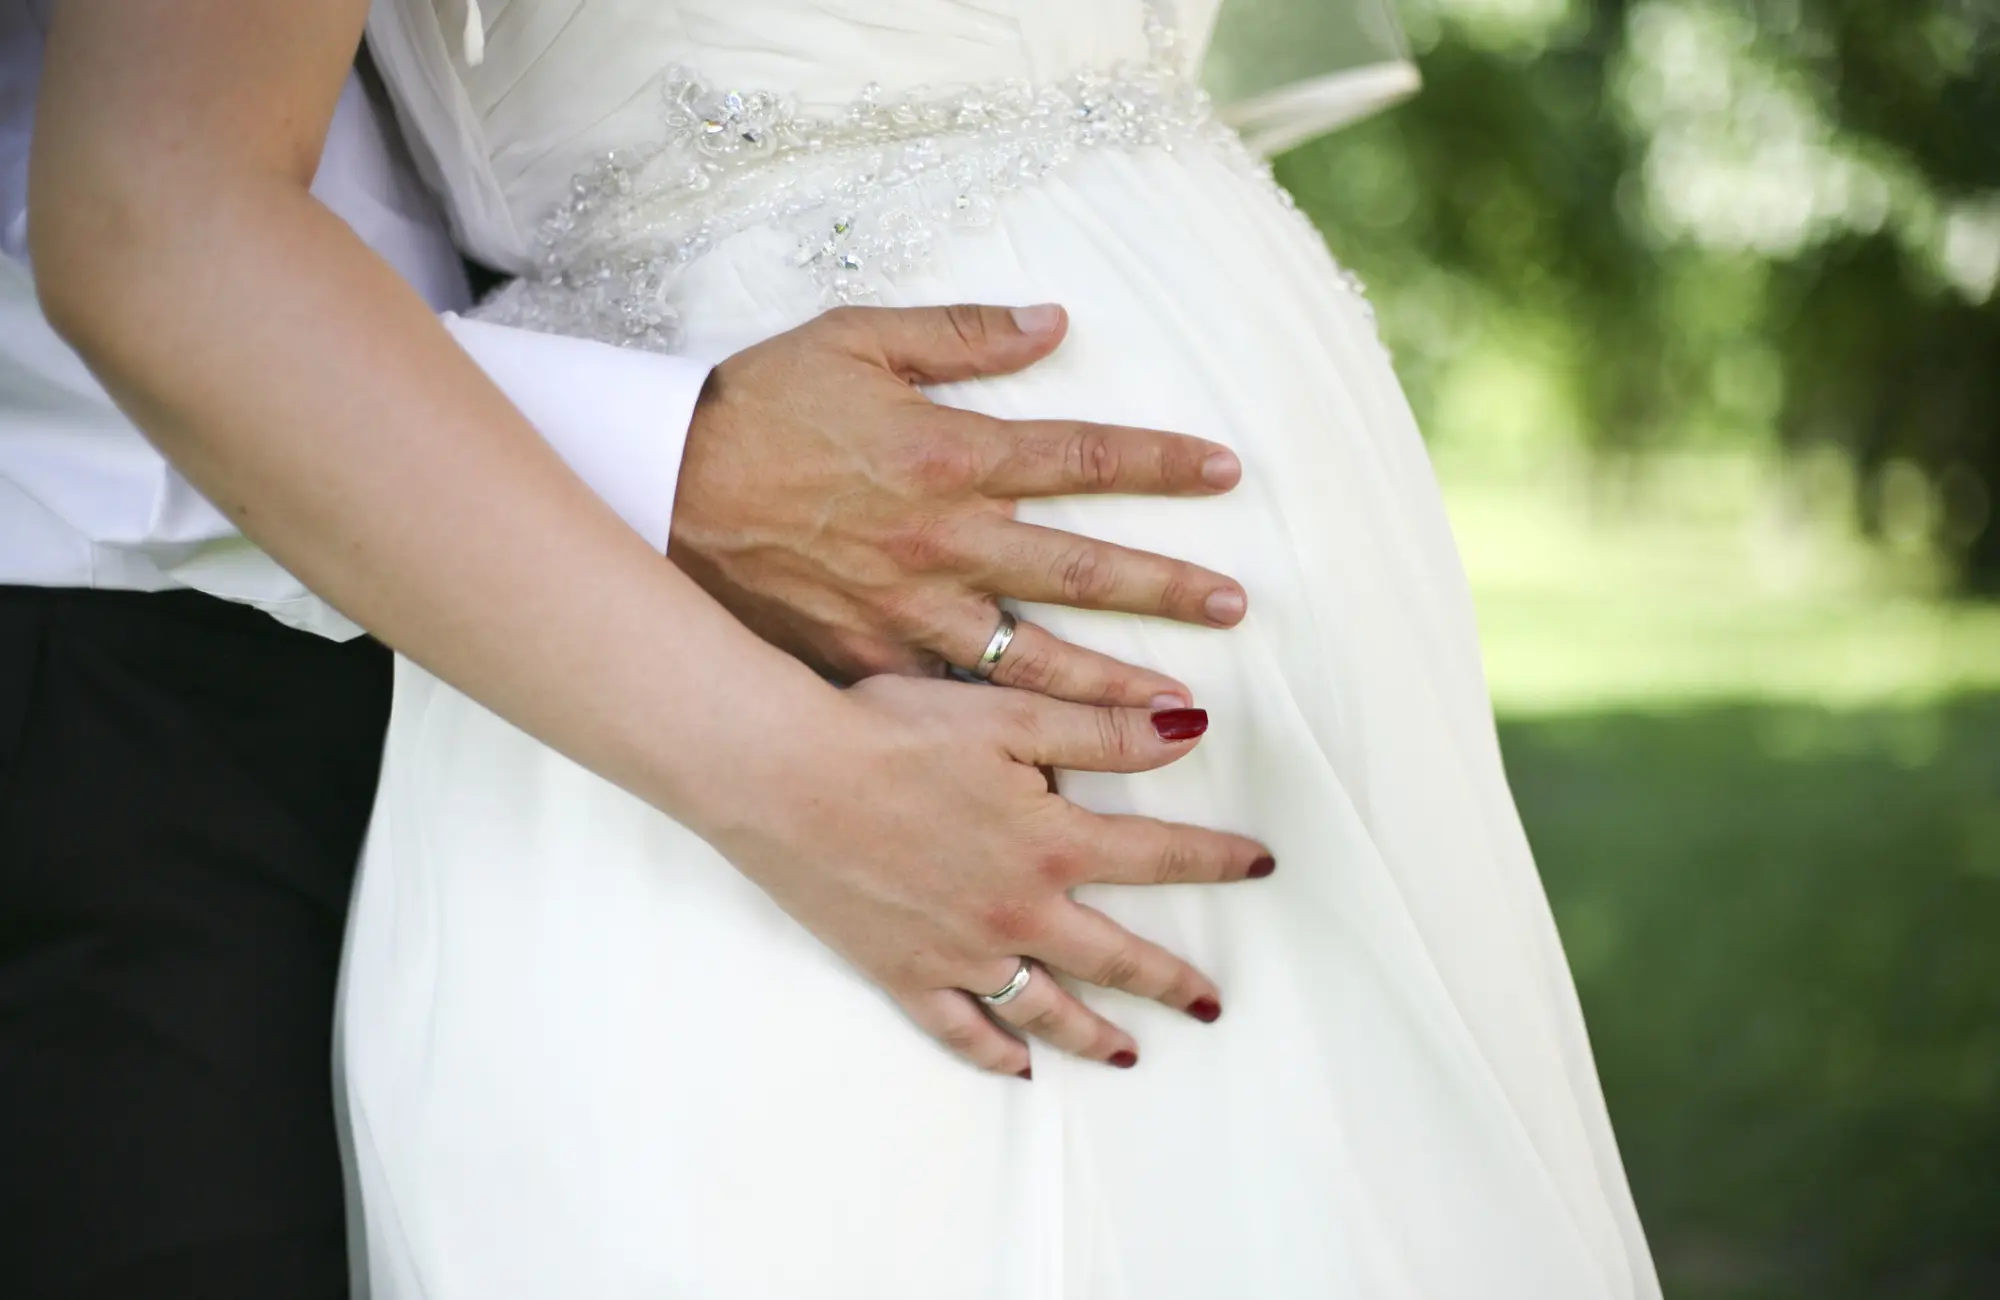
[0,2,710,638]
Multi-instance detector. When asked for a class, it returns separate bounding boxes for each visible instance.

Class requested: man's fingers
[965,519,1247,628]
[898,987,1032,1078]
[829,303,1070,385]
[996,694,1210,772]
[971,416,1242,499]
[1033,902,1224,1027]
[972,961,1137,1067]
[951,609,1190,708]
[1081,812,1276,887]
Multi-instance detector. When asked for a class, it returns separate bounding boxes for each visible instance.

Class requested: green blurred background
[1275,1,2000,1295]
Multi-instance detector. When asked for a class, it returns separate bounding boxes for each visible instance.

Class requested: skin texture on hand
[669,303,1251,707]
[716,676,1275,1076]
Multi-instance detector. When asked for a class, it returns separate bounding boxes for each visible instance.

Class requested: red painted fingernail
[1187,997,1222,1024]
[1017,1067,1033,1081]
[1151,708,1208,741]
[1109,1049,1139,1069]
[1247,856,1276,878]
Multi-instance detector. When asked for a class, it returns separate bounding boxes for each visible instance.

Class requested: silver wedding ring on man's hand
[973,609,1018,680]
[977,959,1034,1007]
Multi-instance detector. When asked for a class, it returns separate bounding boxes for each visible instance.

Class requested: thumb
[846,303,1068,385]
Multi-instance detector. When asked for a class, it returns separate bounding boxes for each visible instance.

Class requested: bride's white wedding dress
[343,2,1662,1296]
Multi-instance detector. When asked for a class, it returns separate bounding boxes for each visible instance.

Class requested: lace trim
[473,1,1372,351]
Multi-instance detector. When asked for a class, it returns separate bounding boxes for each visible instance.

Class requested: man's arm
[442,315,708,556]
[32,0,1273,1075]
[464,300,1257,711]
[0,254,705,632]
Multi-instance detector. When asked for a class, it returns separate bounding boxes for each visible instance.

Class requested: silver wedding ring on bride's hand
[977,959,1034,1007]
[973,610,1018,680]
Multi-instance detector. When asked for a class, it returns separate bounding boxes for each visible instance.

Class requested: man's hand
[717,675,1275,1075]
[669,303,1248,707]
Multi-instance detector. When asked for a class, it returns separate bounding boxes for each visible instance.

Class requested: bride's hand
[715,675,1273,1076]
[668,303,1248,708]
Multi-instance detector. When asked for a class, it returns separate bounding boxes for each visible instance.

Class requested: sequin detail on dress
[473,0,1372,351]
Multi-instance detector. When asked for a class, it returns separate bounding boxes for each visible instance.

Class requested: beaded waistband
[472,2,1366,352]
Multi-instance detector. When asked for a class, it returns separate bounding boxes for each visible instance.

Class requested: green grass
[1504,699,2000,1299]
[1440,453,2000,1298]
[1441,449,2000,717]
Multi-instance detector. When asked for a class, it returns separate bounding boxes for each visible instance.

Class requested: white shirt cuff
[443,314,710,554]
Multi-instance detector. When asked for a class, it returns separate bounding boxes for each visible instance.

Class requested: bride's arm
[30,0,805,824]
[33,0,1272,1075]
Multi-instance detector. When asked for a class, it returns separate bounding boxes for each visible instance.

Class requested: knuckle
[1019,1007,1065,1039]
[1093,706,1134,760]
[1032,846,1079,890]
[943,303,990,352]
[870,585,940,641]
[980,900,1044,946]
[817,305,867,343]
[939,1020,989,1056]
[1066,426,1122,491]
[883,516,961,574]
[1089,946,1146,991]
[1089,672,1136,708]
[983,1048,1023,1075]
[971,1034,1017,1071]
[1158,966,1200,1006]
[1053,545,1113,605]
[998,640,1059,693]
[1155,836,1199,884]
[899,437,980,496]
[1154,566,1199,618]
[1000,692,1047,741]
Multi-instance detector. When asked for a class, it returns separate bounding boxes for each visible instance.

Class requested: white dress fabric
[344,3,1663,1297]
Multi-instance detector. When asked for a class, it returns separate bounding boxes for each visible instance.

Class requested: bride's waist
[471,50,1270,353]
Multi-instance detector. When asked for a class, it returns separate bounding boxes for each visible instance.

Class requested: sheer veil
[1195,0,1419,155]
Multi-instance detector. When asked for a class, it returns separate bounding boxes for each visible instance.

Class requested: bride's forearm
[30,4,833,840]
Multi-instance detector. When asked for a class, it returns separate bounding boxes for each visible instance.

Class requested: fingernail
[1017,1067,1034,1081]
[1149,691,1191,711]
[1151,707,1208,742]
[1202,450,1241,489]
[1187,996,1222,1024]
[1009,304,1063,335]
[1109,1049,1139,1069]
[1204,588,1246,625]
[1247,856,1276,879]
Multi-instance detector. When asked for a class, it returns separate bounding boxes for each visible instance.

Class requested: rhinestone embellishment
[473,0,1372,351]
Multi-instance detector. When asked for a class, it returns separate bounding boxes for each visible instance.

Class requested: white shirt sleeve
[1,59,709,628]
[442,316,711,555]
[0,281,709,562]
[171,318,710,639]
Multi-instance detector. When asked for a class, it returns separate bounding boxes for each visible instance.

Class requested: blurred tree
[1278,0,2000,588]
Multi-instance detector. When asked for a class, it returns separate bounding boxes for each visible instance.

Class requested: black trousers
[0,587,391,1299]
